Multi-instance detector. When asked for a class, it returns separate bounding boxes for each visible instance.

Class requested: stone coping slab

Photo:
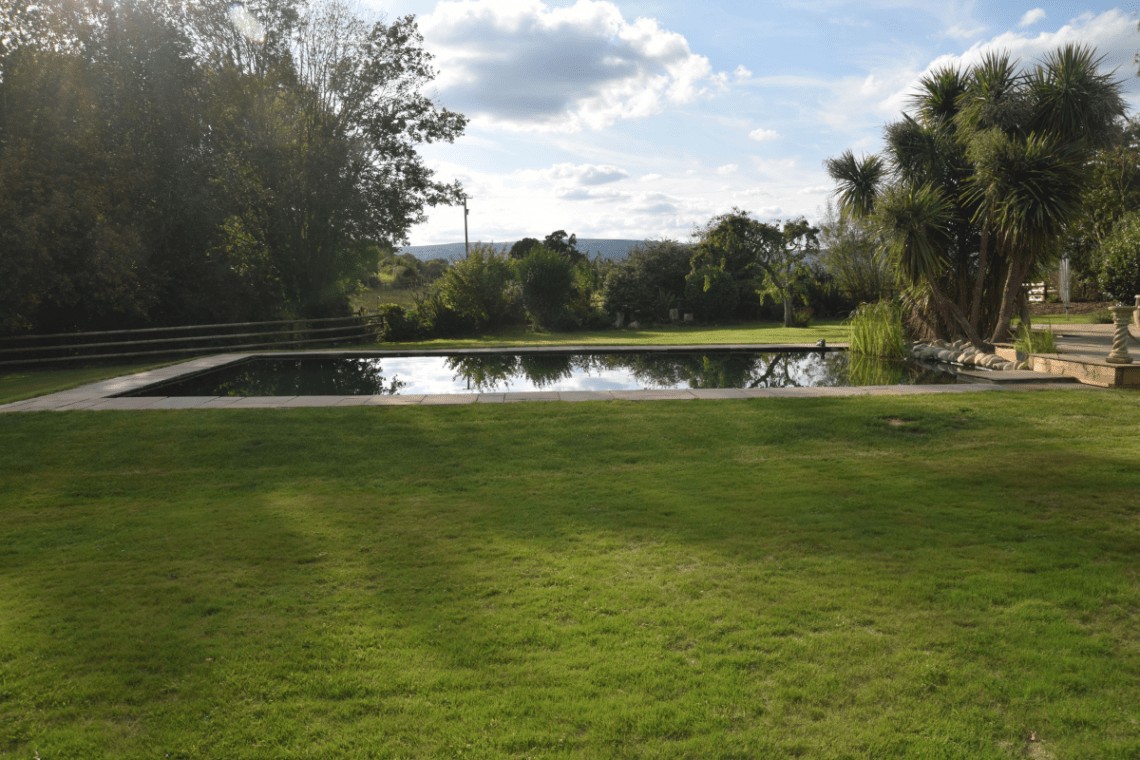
[0,347,1104,413]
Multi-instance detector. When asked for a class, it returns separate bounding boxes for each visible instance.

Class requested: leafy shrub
[846,301,905,358]
[583,308,612,330]
[801,262,854,318]
[413,287,468,337]
[1090,308,1114,324]
[509,237,541,260]
[684,267,739,321]
[375,303,424,342]
[790,306,814,328]
[818,200,895,303]
[392,264,419,289]
[602,240,692,320]
[1098,211,1140,304]
[515,246,576,329]
[437,244,515,330]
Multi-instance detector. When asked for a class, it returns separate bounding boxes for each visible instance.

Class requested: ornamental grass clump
[846,301,906,358]
[1015,325,1059,355]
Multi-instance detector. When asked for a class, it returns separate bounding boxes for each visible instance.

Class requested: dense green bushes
[602,240,691,320]
[436,244,515,330]
[516,246,584,330]
[684,267,740,321]
[375,304,425,342]
[1098,211,1140,304]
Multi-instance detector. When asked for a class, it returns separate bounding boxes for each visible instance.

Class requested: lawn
[2,390,1138,759]
[0,361,178,406]
[349,284,419,312]
[1018,314,1112,326]
[358,320,850,351]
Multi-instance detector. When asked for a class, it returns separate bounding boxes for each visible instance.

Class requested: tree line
[0,0,465,335]
[372,213,874,342]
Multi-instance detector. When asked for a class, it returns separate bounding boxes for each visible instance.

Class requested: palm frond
[873,182,952,286]
[955,51,1030,135]
[1028,43,1126,147]
[910,66,967,128]
[966,130,1085,257]
[824,150,885,219]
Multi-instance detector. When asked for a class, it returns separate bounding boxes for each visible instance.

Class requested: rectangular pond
[117,350,972,397]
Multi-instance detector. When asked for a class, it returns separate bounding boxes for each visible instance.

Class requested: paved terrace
[0,344,1090,413]
[1043,321,1140,356]
[1022,321,1140,388]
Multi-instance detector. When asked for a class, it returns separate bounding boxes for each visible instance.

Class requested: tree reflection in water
[445,355,521,392]
[195,358,406,396]
[138,351,957,397]
[444,350,906,391]
[447,354,580,391]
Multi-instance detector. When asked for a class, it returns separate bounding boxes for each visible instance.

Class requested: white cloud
[555,187,629,201]
[748,128,780,141]
[716,163,739,175]
[734,64,752,80]
[798,185,831,195]
[639,173,664,182]
[546,162,629,185]
[946,24,986,40]
[421,0,727,132]
[882,9,1140,116]
[1019,8,1046,28]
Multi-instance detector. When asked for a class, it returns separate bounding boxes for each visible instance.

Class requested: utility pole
[463,197,470,259]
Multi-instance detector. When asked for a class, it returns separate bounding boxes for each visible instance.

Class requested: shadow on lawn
[2,393,1139,756]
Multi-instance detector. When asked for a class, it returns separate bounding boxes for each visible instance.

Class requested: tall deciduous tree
[754,218,820,328]
[0,0,466,332]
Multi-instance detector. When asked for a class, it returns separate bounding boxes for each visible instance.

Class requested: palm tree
[965,45,1125,341]
[826,44,1126,346]
[873,183,986,347]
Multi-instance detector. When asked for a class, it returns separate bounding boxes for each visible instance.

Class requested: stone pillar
[1134,295,1139,328]
[614,312,625,329]
[683,313,694,323]
[1106,306,1134,365]
[669,308,679,323]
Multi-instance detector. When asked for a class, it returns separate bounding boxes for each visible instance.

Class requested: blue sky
[357,0,1140,246]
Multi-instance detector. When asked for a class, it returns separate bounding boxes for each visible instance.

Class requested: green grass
[2,390,1139,759]
[1016,313,1110,326]
[362,320,850,351]
[350,284,418,312]
[0,361,176,406]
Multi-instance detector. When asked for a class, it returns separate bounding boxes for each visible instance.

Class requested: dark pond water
[121,351,967,397]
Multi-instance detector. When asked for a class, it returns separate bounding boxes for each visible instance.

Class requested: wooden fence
[0,314,378,367]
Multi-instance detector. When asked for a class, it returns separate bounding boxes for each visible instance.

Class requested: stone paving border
[0,346,1095,413]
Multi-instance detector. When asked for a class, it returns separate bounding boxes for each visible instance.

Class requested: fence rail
[0,314,378,367]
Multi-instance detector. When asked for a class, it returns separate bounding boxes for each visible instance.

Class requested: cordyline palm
[827,44,1126,346]
[824,150,885,218]
[873,182,986,347]
[964,44,1125,342]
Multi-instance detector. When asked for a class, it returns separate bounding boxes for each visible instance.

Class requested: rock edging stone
[908,339,1026,371]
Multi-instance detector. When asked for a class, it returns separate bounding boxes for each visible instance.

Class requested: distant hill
[399,239,648,262]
